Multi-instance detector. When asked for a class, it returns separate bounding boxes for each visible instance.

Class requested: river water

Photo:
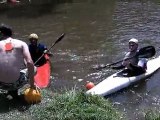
[1,0,160,119]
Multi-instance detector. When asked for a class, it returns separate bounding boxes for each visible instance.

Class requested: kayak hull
[34,58,51,88]
[86,56,160,96]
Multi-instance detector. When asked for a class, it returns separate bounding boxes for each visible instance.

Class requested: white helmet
[129,38,138,44]
[29,33,38,40]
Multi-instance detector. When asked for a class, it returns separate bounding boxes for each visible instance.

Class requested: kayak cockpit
[115,69,146,77]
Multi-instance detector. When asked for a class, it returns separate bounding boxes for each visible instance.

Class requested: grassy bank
[30,89,124,120]
[0,88,159,120]
[145,110,160,120]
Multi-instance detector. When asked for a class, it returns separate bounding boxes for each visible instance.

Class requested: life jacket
[29,43,47,66]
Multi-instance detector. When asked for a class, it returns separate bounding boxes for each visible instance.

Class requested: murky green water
[1,0,160,119]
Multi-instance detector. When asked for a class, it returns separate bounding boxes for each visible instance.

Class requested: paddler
[111,38,147,76]
[0,24,35,99]
[28,33,52,66]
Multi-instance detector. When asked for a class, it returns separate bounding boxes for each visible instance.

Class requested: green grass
[31,89,124,120]
[1,88,160,120]
[145,110,160,120]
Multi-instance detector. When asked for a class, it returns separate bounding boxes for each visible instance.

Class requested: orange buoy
[24,88,41,104]
[86,81,95,90]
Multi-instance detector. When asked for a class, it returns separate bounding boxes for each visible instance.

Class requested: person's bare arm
[22,42,35,88]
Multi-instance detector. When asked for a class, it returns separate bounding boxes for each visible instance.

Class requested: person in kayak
[0,24,35,99]
[28,33,52,66]
[111,38,147,76]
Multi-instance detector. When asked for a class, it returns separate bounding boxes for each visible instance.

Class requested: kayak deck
[86,56,160,96]
[34,56,51,88]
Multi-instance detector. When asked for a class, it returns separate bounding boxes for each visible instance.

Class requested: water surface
[1,0,160,119]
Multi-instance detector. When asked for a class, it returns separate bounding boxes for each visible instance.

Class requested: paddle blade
[47,33,65,51]
[137,46,156,58]
[55,33,65,44]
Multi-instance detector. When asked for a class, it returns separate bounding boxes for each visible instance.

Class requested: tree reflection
[0,0,74,18]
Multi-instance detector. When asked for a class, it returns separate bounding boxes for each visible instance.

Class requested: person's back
[0,23,35,99]
[0,38,26,83]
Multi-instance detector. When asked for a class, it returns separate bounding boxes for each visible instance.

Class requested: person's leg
[6,71,28,100]
[133,67,146,76]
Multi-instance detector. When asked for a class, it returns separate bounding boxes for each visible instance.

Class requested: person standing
[0,24,35,99]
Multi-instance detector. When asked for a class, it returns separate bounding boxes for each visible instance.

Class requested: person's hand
[30,84,40,90]
[30,84,36,89]
[110,66,116,69]
[99,64,108,69]
[106,64,112,68]
[44,50,48,54]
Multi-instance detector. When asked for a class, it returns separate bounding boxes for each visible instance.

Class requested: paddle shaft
[34,33,65,65]
[99,55,136,69]
[96,46,155,70]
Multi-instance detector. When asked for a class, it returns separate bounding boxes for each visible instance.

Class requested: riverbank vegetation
[0,89,160,120]
[30,89,124,120]
[30,89,160,120]
[145,110,160,120]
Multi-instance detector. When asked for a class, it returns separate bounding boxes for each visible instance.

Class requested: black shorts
[120,68,146,77]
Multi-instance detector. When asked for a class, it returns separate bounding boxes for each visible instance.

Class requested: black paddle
[95,46,156,70]
[34,33,65,65]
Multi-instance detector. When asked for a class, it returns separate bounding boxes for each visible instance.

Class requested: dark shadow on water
[0,0,74,18]
[0,93,31,113]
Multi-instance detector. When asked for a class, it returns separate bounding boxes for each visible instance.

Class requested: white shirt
[138,58,147,69]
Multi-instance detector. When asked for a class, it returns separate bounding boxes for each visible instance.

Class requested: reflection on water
[1,0,160,119]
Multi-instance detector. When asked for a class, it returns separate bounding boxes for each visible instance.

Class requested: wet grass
[0,89,124,120]
[145,110,160,120]
[31,89,123,120]
[0,88,160,120]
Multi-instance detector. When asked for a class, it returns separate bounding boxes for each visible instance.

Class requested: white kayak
[87,56,160,97]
